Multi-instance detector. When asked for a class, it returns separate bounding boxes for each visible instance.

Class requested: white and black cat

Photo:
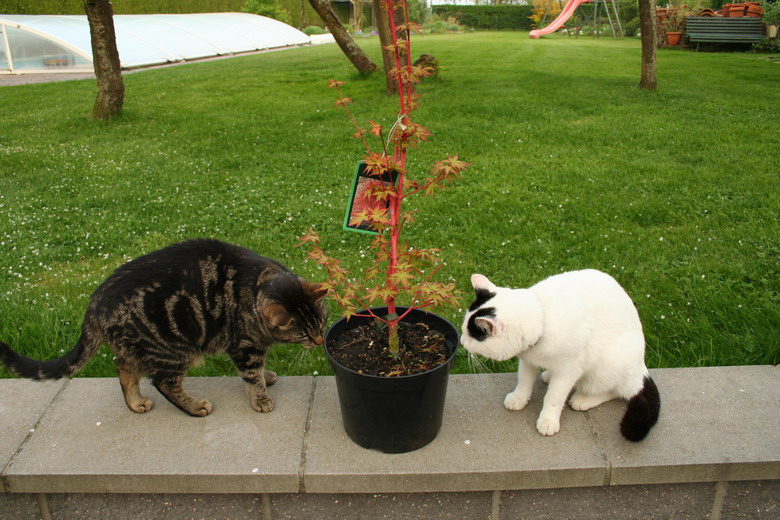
[0,239,328,417]
[461,270,660,441]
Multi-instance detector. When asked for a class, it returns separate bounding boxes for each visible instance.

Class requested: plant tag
[343,160,398,235]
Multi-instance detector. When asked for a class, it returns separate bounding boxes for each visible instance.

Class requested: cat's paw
[569,392,612,411]
[251,395,275,413]
[190,399,213,417]
[504,391,530,411]
[264,370,277,386]
[128,398,154,414]
[536,416,560,436]
[541,370,551,384]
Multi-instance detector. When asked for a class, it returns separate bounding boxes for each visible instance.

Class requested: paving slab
[271,491,493,520]
[0,379,66,491]
[500,482,719,519]
[721,480,780,519]
[303,373,608,493]
[590,366,780,485]
[0,492,41,520]
[4,376,313,494]
[45,492,269,520]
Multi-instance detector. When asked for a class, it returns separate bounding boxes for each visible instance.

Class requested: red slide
[529,0,591,38]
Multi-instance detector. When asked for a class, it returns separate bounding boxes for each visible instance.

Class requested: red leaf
[297,228,321,246]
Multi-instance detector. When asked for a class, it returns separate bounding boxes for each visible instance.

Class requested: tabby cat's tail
[0,333,98,380]
[620,375,661,442]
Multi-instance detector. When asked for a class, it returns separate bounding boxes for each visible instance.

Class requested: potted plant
[299,0,468,453]
[764,2,780,38]
[663,6,688,45]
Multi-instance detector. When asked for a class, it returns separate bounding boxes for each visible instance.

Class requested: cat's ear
[304,282,329,303]
[475,316,504,337]
[471,274,496,292]
[264,303,293,329]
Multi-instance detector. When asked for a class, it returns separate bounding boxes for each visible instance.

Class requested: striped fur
[0,239,327,416]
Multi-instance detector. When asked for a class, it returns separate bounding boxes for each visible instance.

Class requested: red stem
[336,84,371,153]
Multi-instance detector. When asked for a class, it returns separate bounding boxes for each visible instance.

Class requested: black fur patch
[467,307,496,342]
[620,376,661,442]
[469,288,496,312]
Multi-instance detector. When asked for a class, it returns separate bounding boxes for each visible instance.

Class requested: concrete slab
[303,373,608,493]
[271,491,494,520]
[4,376,313,494]
[46,492,269,519]
[500,482,717,519]
[721,480,780,519]
[0,379,66,490]
[592,366,780,485]
[0,492,41,519]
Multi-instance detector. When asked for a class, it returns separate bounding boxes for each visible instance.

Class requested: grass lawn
[0,32,777,379]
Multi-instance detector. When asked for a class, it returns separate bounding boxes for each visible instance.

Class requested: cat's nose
[312,335,324,346]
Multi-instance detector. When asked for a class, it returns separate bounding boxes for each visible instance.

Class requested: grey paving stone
[4,377,313,494]
[721,480,780,519]
[500,482,716,520]
[590,366,780,485]
[0,379,66,487]
[0,492,42,520]
[270,492,493,520]
[45,493,268,520]
[303,373,607,493]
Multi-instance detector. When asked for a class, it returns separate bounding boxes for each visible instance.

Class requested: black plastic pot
[324,307,459,454]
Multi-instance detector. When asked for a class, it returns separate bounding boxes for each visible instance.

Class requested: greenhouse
[0,12,311,74]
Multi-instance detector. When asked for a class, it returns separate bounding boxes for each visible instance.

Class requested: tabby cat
[0,239,328,417]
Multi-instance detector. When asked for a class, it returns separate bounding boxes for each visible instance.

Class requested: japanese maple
[299,0,468,360]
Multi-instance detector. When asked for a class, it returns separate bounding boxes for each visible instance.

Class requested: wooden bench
[686,16,765,44]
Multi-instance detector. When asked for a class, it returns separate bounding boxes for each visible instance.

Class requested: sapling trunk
[387,318,400,359]
[386,192,401,360]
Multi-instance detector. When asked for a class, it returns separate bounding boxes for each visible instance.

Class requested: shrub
[241,0,291,25]
[303,25,326,35]
[623,17,641,36]
[0,0,245,14]
[530,0,562,29]
[432,5,535,31]
[751,37,780,53]
[763,1,780,26]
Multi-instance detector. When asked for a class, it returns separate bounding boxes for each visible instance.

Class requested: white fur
[461,269,649,437]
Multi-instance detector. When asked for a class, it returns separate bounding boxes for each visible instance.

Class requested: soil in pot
[326,320,449,377]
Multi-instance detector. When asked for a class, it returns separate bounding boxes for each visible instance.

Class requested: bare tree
[308,0,378,75]
[84,0,124,119]
[638,0,658,90]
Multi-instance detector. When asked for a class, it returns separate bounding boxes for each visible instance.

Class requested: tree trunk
[373,0,398,94]
[638,0,658,90]
[308,0,378,75]
[84,0,124,119]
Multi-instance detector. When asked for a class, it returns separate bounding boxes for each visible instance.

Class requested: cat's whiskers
[278,343,312,375]
[466,351,494,377]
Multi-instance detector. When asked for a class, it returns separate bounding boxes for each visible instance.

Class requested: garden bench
[686,16,766,44]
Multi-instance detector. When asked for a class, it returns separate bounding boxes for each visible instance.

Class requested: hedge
[0,0,321,28]
[432,5,535,31]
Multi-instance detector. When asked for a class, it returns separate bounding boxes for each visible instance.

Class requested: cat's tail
[620,375,661,442]
[0,331,100,380]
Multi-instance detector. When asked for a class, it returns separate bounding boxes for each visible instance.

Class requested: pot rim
[324,306,460,381]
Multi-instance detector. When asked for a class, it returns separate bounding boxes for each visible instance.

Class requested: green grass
[0,33,777,379]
